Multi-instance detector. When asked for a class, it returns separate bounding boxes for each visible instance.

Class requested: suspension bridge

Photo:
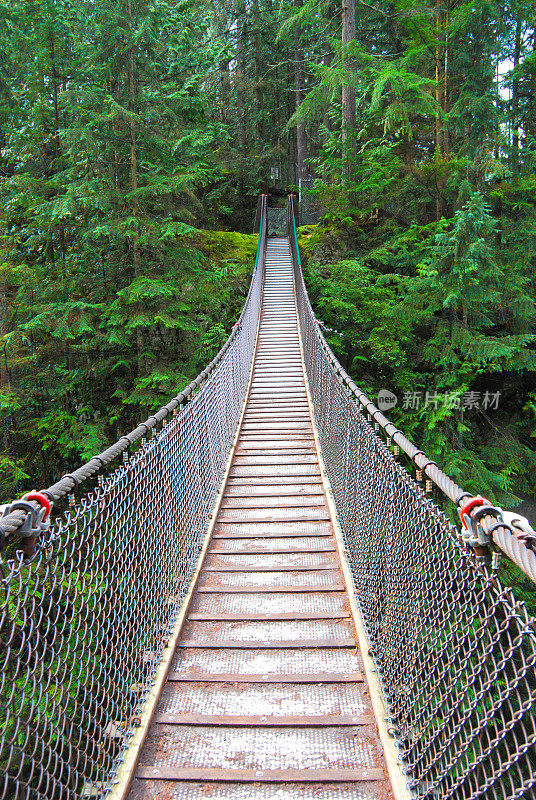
[1,196,535,800]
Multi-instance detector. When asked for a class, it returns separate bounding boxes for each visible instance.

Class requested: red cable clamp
[26,491,52,520]
[459,496,489,529]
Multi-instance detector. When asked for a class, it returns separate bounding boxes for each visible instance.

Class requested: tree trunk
[530,29,536,144]
[294,3,306,201]
[287,59,295,185]
[435,0,449,219]
[443,6,449,159]
[49,28,67,265]
[512,12,522,176]
[216,10,230,124]
[236,1,247,152]
[128,53,141,279]
[127,0,144,376]
[323,33,333,147]
[253,0,263,146]
[341,0,356,182]
[220,59,231,124]
[0,276,12,459]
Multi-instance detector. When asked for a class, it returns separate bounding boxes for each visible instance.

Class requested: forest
[0,0,535,536]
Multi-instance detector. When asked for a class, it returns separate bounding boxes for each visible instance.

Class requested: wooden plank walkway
[127,238,393,800]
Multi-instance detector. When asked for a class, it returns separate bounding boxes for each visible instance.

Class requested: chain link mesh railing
[288,198,536,800]
[0,198,267,800]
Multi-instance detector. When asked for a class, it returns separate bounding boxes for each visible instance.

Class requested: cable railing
[288,195,536,800]
[0,196,267,800]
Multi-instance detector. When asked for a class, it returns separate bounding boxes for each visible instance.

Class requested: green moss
[188,229,258,274]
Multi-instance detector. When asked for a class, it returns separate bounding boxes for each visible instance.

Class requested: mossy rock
[189,229,258,265]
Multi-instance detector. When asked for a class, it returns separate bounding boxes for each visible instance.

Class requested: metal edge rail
[287,194,536,585]
[0,195,269,552]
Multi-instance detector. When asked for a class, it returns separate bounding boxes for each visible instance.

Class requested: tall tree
[294,0,307,196]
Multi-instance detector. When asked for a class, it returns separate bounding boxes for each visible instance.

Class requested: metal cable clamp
[494,509,536,552]
[459,496,493,548]
[0,492,52,556]
[458,496,504,570]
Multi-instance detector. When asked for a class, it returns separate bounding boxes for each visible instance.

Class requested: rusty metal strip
[244,408,308,413]
[235,448,316,454]
[215,521,330,529]
[225,478,323,484]
[214,520,335,528]
[202,565,338,572]
[246,386,306,400]
[242,415,310,421]
[240,428,314,434]
[209,548,336,556]
[153,714,375,726]
[187,612,350,621]
[167,672,364,683]
[235,440,316,447]
[219,500,328,508]
[135,768,385,782]
[239,418,307,422]
[222,487,324,495]
[246,397,308,401]
[231,459,318,465]
[196,585,346,593]
[178,639,357,649]
[212,531,332,539]
[238,429,315,434]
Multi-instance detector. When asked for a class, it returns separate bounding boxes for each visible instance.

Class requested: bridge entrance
[266,207,287,237]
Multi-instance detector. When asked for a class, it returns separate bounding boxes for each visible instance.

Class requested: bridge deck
[127,238,393,800]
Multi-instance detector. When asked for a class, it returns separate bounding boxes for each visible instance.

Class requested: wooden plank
[202,564,338,572]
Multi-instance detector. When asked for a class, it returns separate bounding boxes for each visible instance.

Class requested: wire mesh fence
[2,194,535,800]
[289,203,536,800]
[0,203,266,800]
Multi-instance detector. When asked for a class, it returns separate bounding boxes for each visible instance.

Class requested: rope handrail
[287,194,536,584]
[0,195,269,549]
